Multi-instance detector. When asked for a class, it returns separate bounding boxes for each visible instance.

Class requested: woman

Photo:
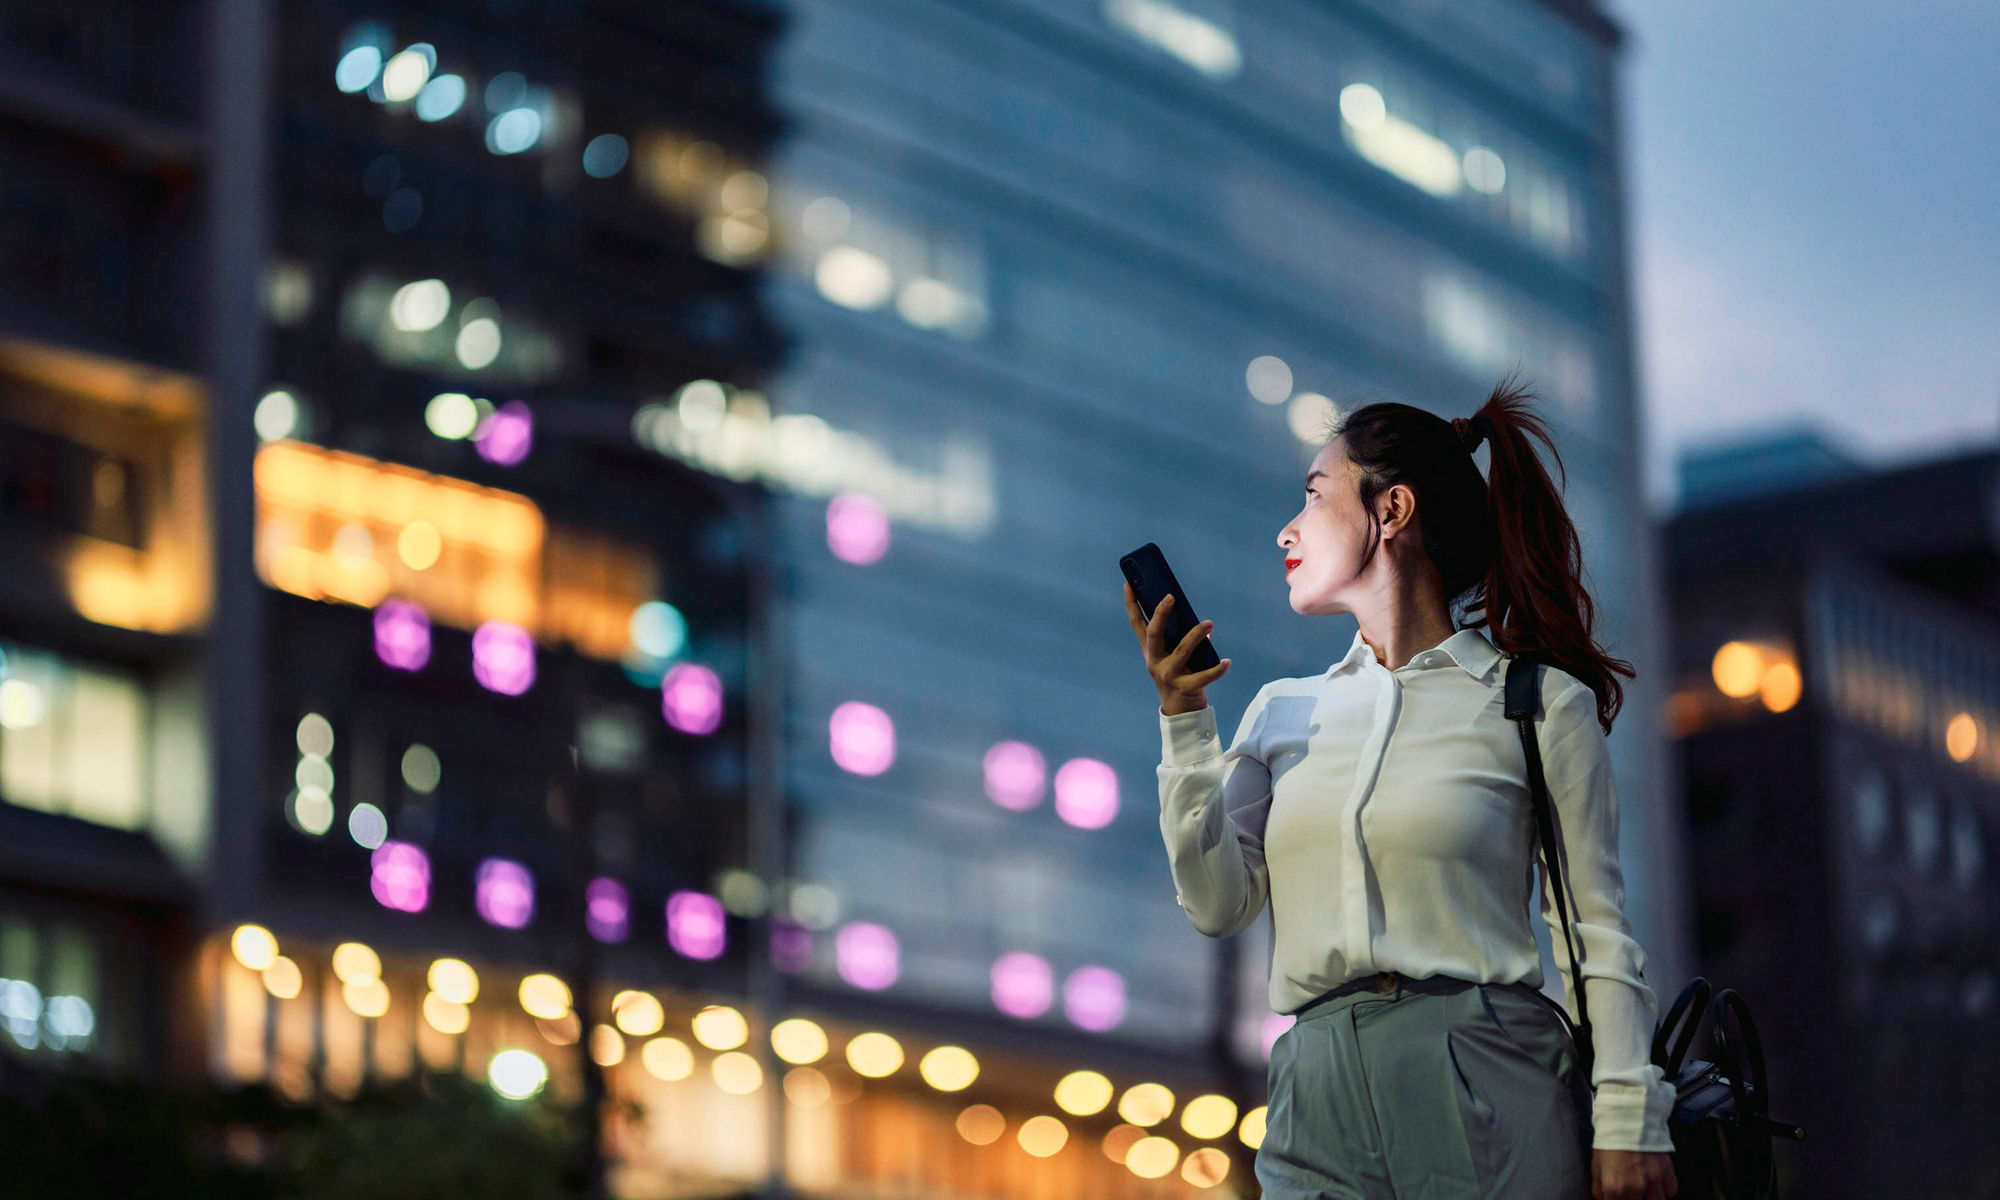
[1122,379,1679,1200]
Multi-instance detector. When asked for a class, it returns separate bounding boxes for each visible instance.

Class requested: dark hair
[1328,373,1632,734]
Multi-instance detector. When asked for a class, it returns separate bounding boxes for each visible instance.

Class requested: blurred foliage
[0,1063,583,1200]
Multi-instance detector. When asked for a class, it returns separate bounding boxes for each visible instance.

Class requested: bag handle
[1504,652,1595,1080]
[1655,976,1714,1076]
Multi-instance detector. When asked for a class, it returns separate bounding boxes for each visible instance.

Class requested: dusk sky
[1613,0,1999,511]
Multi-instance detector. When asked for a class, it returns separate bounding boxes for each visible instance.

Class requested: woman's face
[1277,439,1384,617]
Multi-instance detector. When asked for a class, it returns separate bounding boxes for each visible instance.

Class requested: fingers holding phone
[1123,581,1230,715]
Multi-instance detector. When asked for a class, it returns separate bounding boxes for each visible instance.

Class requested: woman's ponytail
[1463,374,1632,734]
[1333,372,1633,733]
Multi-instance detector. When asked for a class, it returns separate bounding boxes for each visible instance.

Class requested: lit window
[0,644,147,832]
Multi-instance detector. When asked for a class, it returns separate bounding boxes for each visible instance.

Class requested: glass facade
[759,0,1657,1079]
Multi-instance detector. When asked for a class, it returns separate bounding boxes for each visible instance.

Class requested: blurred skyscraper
[0,0,1676,1195]
[1668,433,2000,1200]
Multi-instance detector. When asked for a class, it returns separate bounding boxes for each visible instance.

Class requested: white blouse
[1155,625,1677,1153]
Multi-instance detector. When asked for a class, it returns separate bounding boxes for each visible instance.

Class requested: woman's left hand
[1591,1148,1677,1199]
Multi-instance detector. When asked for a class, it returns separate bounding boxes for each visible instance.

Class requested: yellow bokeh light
[1017,1115,1068,1158]
[589,1024,625,1067]
[784,1066,832,1108]
[536,1012,582,1047]
[428,958,478,1004]
[1125,1134,1180,1178]
[771,1017,829,1064]
[712,1050,763,1094]
[918,1045,979,1092]
[690,1004,748,1050]
[518,973,573,1020]
[1055,1069,1114,1116]
[1712,641,1764,699]
[956,1103,1005,1145]
[331,942,381,985]
[1118,1082,1176,1127]
[1180,1093,1239,1140]
[1760,661,1802,712]
[845,1031,904,1078]
[230,924,278,971]
[342,977,391,1019]
[1102,1123,1147,1163]
[398,520,443,570]
[1182,1146,1231,1186]
[612,990,666,1037]
[423,992,471,1035]
[641,1036,694,1081]
[262,956,303,1000]
[1946,712,1980,763]
[1239,1105,1268,1149]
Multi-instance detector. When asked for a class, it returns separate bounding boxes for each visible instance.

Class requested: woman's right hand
[1123,582,1231,716]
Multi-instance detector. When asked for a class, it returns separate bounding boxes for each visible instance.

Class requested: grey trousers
[1257,972,1593,1200]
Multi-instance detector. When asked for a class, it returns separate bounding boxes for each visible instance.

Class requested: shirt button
[1175,893,1185,908]
[1197,729,1213,741]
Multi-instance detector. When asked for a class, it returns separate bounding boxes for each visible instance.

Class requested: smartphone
[1120,542,1221,672]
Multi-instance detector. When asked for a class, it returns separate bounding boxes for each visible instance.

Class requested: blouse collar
[1326,626,1503,684]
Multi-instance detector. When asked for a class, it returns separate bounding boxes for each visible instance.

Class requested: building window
[773,185,989,341]
[0,642,148,832]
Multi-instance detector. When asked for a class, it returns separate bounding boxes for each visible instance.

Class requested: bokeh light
[1054,758,1119,829]
[990,951,1054,1018]
[918,1045,979,1091]
[641,1036,694,1081]
[1239,1104,1268,1149]
[373,600,431,671]
[1063,965,1126,1032]
[825,492,890,564]
[589,1024,625,1067]
[476,857,535,929]
[712,1051,763,1095]
[691,1004,748,1050]
[262,956,303,1000]
[488,1049,548,1099]
[347,802,387,849]
[784,1066,832,1107]
[662,663,724,735]
[370,841,430,912]
[956,1103,1005,1145]
[1262,1012,1296,1060]
[1118,1082,1175,1127]
[423,993,470,1034]
[582,133,629,178]
[1125,1135,1179,1178]
[629,601,688,660]
[666,890,726,959]
[1017,1115,1068,1158]
[475,400,533,466]
[472,621,535,695]
[1054,1069,1114,1116]
[586,877,630,943]
[1183,1146,1232,1186]
[771,1017,829,1064]
[425,392,480,439]
[342,977,390,1018]
[844,1031,903,1077]
[835,921,899,990]
[428,958,478,1004]
[401,744,442,794]
[517,974,572,1021]
[330,942,381,985]
[1246,354,1294,404]
[828,702,895,776]
[230,925,278,971]
[983,741,1046,811]
[1180,1093,1239,1139]
[612,990,665,1037]
[1101,1123,1146,1163]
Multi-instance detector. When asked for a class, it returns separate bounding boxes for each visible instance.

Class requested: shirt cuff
[1158,705,1222,766]
[1588,1077,1679,1153]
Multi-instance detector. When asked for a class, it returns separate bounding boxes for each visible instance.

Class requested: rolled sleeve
[1536,678,1679,1153]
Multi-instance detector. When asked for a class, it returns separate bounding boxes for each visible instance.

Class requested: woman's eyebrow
[1305,470,1327,486]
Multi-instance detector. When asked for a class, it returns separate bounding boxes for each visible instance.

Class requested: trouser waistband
[1289,970,1486,1020]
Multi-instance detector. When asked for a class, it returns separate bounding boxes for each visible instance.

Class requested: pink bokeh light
[373,600,431,671]
[770,919,813,973]
[475,857,535,929]
[474,400,533,466]
[828,702,895,776]
[983,741,1046,811]
[990,951,1054,1018]
[825,492,889,565]
[370,840,430,913]
[1261,1012,1297,1061]
[667,890,726,960]
[835,921,899,991]
[1063,965,1126,1032]
[472,621,536,695]
[661,663,724,736]
[586,877,629,943]
[1054,757,1119,829]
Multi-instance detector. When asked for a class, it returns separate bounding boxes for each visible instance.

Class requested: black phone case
[1120,542,1221,672]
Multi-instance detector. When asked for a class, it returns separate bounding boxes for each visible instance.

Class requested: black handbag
[1503,653,1804,1197]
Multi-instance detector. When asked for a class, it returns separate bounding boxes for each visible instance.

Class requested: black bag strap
[1655,976,1714,1075]
[1504,652,1595,1080]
